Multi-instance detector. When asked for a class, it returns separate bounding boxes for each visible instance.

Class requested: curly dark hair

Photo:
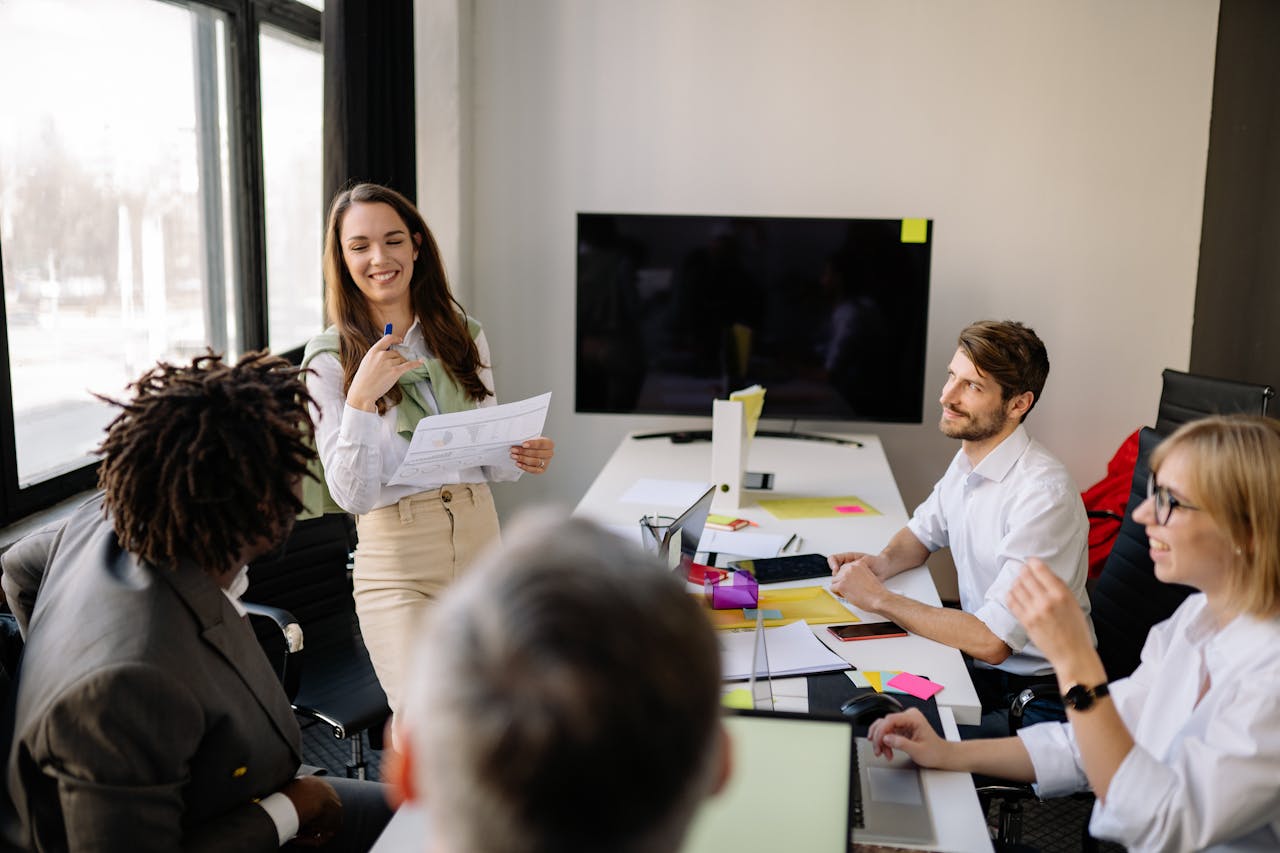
[95,350,316,572]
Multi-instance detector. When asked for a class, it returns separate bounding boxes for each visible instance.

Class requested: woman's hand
[511,436,555,474]
[1006,558,1096,674]
[868,708,953,768]
[346,333,425,412]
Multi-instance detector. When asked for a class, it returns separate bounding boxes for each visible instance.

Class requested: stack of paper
[719,621,850,681]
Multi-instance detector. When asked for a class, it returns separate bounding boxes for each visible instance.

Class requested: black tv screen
[575,213,932,422]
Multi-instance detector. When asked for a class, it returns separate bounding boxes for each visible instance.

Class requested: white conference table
[572,431,993,853]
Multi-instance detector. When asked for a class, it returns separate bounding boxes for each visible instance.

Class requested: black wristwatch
[1063,682,1110,712]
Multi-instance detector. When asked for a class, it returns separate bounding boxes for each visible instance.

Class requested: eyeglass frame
[1146,471,1202,525]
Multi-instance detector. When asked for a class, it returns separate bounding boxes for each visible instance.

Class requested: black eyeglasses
[1147,472,1201,525]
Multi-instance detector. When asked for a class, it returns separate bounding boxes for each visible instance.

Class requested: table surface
[569,430,993,852]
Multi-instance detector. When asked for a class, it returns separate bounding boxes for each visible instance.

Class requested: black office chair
[1154,368,1273,435]
[245,513,390,779]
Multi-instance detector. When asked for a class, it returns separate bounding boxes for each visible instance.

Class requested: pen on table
[783,533,799,552]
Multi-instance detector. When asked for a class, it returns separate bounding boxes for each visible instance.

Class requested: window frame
[0,0,322,525]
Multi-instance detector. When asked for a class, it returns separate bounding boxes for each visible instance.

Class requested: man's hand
[283,776,342,847]
[828,551,892,579]
[831,560,889,612]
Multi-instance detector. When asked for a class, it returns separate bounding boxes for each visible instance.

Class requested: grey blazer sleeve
[1,521,64,638]
[39,663,282,853]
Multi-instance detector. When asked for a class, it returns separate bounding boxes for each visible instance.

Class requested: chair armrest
[1010,682,1061,731]
[1086,509,1123,522]
[244,602,304,700]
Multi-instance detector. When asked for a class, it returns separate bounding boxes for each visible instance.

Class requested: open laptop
[688,610,935,851]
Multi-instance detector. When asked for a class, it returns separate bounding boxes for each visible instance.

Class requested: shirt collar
[221,565,250,617]
[968,423,1031,483]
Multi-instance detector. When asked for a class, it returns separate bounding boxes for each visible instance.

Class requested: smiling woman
[300,182,557,722]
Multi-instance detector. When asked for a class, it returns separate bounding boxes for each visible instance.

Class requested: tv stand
[632,429,863,447]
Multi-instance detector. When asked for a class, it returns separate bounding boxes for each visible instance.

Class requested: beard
[938,403,1007,442]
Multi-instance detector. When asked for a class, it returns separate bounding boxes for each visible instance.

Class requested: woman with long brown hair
[303,182,555,717]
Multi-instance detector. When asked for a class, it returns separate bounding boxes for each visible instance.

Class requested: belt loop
[398,497,414,524]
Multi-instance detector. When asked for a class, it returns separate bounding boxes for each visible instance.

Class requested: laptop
[686,608,935,851]
[639,484,716,579]
[682,709,936,851]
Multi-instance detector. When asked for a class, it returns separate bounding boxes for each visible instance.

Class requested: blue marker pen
[384,323,393,336]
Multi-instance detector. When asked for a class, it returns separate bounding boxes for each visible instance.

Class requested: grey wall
[417,0,1220,597]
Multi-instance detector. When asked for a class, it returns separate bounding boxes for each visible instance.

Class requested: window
[0,0,322,522]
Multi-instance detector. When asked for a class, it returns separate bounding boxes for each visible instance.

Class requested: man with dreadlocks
[2,352,391,852]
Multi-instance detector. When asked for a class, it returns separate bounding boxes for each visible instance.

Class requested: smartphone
[827,622,908,642]
[743,471,774,490]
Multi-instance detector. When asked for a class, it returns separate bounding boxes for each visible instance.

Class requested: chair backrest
[1155,369,1274,436]
[247,514,357,625]
[1089,427,1195,681]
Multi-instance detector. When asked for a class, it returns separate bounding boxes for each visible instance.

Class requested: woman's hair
[322,182,488,411]
[95,351,315,573]
[1150,414,1280,617]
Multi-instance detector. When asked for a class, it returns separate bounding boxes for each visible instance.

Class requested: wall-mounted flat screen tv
[576,213,932,422]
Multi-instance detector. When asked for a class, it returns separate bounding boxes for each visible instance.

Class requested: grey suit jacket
[3,496,303,852]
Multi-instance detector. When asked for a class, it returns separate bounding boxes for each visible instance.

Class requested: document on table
[699,530,790,559]
[387,392,551,486]
[719,620,850,680]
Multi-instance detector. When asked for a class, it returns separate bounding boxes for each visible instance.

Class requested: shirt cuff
[905,516,944,552]
[1018,721,1089,798]
[1087,746,1169,845]
[340,401,383,444]
[258,792,300,846]
[972,599,1026,652]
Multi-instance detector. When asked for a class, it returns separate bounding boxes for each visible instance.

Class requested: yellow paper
[865,671,884,693]
[729,383,766,440]
[757,495,880,520]
[702,585,857,630]
[900,218,928,243]
[721,688,754,710]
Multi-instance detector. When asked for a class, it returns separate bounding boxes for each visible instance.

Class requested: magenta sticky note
[834,505,865,514]
[886,672,943,700]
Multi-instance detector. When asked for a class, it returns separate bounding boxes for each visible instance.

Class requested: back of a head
[405,514,723,853]
[957,319,1050,418]
[95,351,315,572]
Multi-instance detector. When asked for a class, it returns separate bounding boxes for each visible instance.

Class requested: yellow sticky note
[757,496,880,520]
[722,688,754,710]
[900,218,928,243]
[865,671,884,693]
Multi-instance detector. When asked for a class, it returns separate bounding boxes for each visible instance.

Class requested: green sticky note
[722,688,754,709]
[900,218,928,243]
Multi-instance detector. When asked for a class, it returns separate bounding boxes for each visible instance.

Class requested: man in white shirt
[830,319,1090,731]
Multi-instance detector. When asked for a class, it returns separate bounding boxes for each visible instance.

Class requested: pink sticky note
[886,672,943,700]
[834,505,865,514]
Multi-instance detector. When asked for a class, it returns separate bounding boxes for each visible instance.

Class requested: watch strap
[1063,681,1110,711]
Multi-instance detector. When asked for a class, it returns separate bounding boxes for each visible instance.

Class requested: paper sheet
[757,495,881,520]
[718,620,849,680]
[729,384,766,439]
[699,530,789,558]
[388,392,550,486]
[619,478,713,509]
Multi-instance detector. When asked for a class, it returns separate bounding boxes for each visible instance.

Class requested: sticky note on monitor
[900,218,928,243]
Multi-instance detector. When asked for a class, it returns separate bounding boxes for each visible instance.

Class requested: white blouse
[305,320,519,515]
[1019,594,1280,851]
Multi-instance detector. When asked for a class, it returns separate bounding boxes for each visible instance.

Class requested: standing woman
[868,415,1280,851]
[303,182,555,716]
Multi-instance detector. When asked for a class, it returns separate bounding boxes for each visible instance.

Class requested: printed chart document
[388,392,551,487]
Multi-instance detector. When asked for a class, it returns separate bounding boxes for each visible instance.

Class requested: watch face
[1064,684,1094,711]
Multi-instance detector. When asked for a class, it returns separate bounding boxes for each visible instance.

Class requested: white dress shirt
[306,320,519,515]
[1019,594,1280,851]
[906,424,1090,675]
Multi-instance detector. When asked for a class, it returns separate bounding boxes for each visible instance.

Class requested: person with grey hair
[387,514,731,853]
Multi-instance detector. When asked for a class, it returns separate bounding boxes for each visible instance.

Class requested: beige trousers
[353,483,499,716]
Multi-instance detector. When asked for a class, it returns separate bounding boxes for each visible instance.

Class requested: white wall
[418,0,1219,596]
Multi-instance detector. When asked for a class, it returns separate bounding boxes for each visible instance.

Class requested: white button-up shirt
[907,425,1090,675]
[306,320,519,515]
[1020,594,1280,851]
